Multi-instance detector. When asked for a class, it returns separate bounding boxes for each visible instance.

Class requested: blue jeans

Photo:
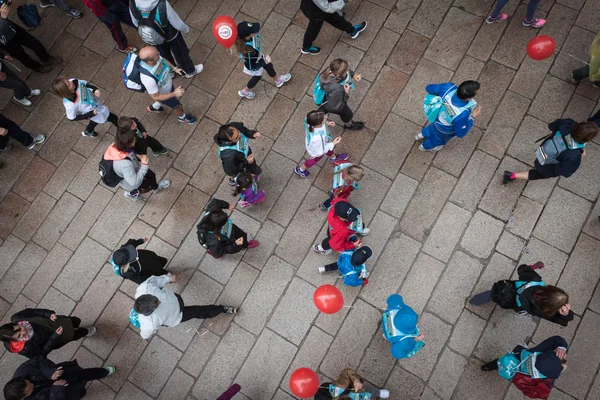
[491,0,541,21]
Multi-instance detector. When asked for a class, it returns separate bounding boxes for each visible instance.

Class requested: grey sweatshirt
[313,0,346,13]
[129,0,190,34]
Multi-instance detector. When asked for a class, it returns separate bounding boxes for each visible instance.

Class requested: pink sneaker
[247,240,259,249]
[485,13,508,24]
[522,17,546,28]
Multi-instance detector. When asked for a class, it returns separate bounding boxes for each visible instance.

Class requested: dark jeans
[321,229,331,250]
[244,158,263,176]
[98,2,135,50]
[247,63,277,89]
[157,34,195,75]
[0,64,31,99]
[69,317,90,341]
[231,224,249,248]
[44,0,72,13]
[134,134,166,155]
[323,262,337,272]
[318,103,354,123]
[85,112,119,133]
[302,10,354,49]
[1,25,50,71]
[491,0,541,21]
[572,65,600,86]
[136,169,159,194]
[176,294,225,322]
[321,194,334,209]
[0,113,33,149]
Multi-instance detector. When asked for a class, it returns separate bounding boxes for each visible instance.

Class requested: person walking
[382,294,425,360]
[117,115,168,156]
[315,368,389,399]
[134,275,237,339]
[196,198,259,258]
[485,0,546,28]
[316,59,365,130]
[294,110,347,178]
[0,4,62,73]
[110,237,169,284]
[39,0,82,18]
[318,246,372,288]
[214,122,263,186]
[82,0,137,53]
[503,119,598,184]
[129,0,203,78]
[4,356,115,400]
[0,53,41,106]
[233,172,265,208]
[571,31,600,87]
[313,198,368,256]
[102,128,171,200]
[0,308,96,359]
[300,0,367,55]
[137,46,197,123]
[52,77,119,138]
[319,162,364,210]
[416,80,480,152]
[0,113,45,152]
[234,21,291,99]
[470,263,574,326]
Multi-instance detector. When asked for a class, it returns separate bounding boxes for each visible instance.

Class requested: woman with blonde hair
[318,59,364,130]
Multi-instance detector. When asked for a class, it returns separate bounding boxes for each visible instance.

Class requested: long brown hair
[235,36,253,57]
[534,286,569,317]
[52,78,76,102]
[571,121,599,143]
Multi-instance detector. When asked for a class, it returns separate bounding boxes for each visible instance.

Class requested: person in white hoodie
[134,275,237,340]
[129,0,203,78]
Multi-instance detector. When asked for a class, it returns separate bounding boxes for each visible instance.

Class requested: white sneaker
[318,266,326,274]
[185,64,204,79]
[27,134,46,150]
[153,179,171,193]
[13,97,32,106]
[379,389,389,399]
[313,243,332,255]
[414,132,424,141]
[28,89,41,98]
[85,327,97,337]
[357,227,370,236]
[418,143,443,152]
[238,89,256,99]
[104,366,116,375]
[275,73,292,88]
[124,191,140,201]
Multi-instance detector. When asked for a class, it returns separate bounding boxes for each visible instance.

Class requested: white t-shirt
[63,79,109,123]
[139,57,173,95]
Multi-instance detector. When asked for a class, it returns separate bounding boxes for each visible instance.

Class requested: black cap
[237,21,260,38]
[112,244,137,266]
[351,246,372,266]
[334,201,360,222]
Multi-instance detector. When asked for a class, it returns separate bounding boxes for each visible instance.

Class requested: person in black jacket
[111,237,171,284]
[214,122,263,186]
[117,116,168,156]
[470,263,574,326]
[503,119,598,183]
[4,356,115,400]
[0,113,45,152]
[0,309,96,359]
[300,0,367,55]
[196,199,259,259]
[481,335,568,381]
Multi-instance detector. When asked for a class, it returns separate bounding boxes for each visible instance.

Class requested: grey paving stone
[399,252,445,315]
[320,299,381,378]
[522,176,558,206]
[517,237,569,286]
[0,242,46,303]
[38,287,75,316]
[449,309,487,357]
[473,60,516,128]
[103,329,148,391]
[451,56,485,87]
[532,314,580,347]
[558,142,600,201]
[495,230,527,261]
[235,256,294,334]
[315,280,362,336]
[12,192,55,242]
[387,29,429,75]
[423,7,482,70]
[84,381,116,400]
[380,173,419,219]
[529,75,575,124]
[296,224,339,288]
[467,252,516,319]
[383,0,420,33]
[433,127,482,177]
[43,151,86,200]
[428,251,483,324]
[0,235,25,281]
[583,198,600,242]
[575,0,600,32]
[193,323,256,400]
[467,15,506,62]
[506,196,543,239]
[550,26,596,86]
[428,348,468,400]
[557,310,600,399]
[356,27,399,81]
[72,265,122,327]
[357,326,396,387]
[399,312,452,381]
[392,58,453,126]
[478,91,531,159]
[490,4,538,69]
[361,210,397,261]
[157,368,194,400]
[67,138,113,201]
[408,0,453,38]
[129,336,183,397]
[53,237,110,301]
[236,329,297,399]
[20,242,70,303]
[382,366,426,400]
[178,327,220,378]
[401,168,457,242]
[533,187,591,253]
[479,156,529,222]
[115,382,152,400]
[507,116,549,167]
[423,203,472,263]
[138,169,189,228]
[449,150,499,212]
[32,192,82,251]
[509,55,554,100]
[460,211,504,259]
[453,358,509,400]
[586,365,600,399]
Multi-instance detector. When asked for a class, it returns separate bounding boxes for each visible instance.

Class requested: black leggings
[247,63,276,89]
[70,317,89,341]
[321,229,331,250]
[318,103,354,123]
[86,112,119,133]
[61,366,109,382]
[135,169,159,194]
[176,294,225,322]
[527,170,547,180]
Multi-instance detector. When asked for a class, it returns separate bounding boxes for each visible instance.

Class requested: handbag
[511,373,553,399]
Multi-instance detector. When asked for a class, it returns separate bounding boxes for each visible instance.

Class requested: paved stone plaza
[1,0,600,399]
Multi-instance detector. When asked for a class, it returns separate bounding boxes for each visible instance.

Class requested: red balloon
[314,284,344,314]
[289,368,320,398]
[212,16,237,48]
[527,35,556,61]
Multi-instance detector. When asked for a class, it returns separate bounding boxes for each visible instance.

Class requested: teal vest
[333,163,359,190]
[203,212,233,238]
[515,281,546,307]
[239,34,261,69]
[140,57,171,87]
[328,385,371,399]
[304,118,332,147]
[218,134,249,158]
[519,350,548,379]
[437,88,476,127]
[77,80,97,107]
[382,309,420,341]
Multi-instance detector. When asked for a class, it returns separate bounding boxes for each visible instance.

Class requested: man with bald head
[137,46,197,124]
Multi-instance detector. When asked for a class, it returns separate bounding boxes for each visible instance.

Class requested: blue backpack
[313,73,326,105]
[17,5,41,29]
[122,52,157,93]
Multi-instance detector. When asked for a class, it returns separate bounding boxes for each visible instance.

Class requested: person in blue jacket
[382,294,424,359]
[317,246,372,287]
[415,80,480,152]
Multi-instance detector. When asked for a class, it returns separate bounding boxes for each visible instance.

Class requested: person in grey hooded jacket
[318,58,364,130]
[103,128,170,200]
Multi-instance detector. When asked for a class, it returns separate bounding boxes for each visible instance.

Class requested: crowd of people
[0,0,596,399]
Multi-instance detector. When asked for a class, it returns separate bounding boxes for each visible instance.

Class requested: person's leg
[2,66,31,99]
[321,194,334,209]
[572,65,590,82]
[339,105,354,124]
[117,1,135,27]
[62,367,110,382]
[1,114,34,148]
[481,359,499,371]
[156,42,176,66]
[99,14,129,51]
[168,34,195,75]
[106,112,119,128]
[525,0,542,21]
[181,305,226,321]
[144,134,167,153]
[323,12,354,34]
[303,19,324,50]
[503,169,544,183]
[3,40,42,71]
[85,120,99,134]
[419,125,446,151]
[302,155,324,170]
[323,262,338,272]
[246,75,262,90]
[137,169,159,193]
[245,160,263,176]
[14,25,50,63]
[264,63,277,78]
[490,0,510,18]
[469,290,493,305]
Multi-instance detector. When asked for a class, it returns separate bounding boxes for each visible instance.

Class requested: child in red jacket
[313,198,368,255]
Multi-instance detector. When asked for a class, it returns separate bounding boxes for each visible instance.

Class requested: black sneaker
[480,360,499,371]
[350,22,367,39]
[223,306,238,315]
[301,46,321,55]
[152,147,169,156]
[502,171,513,184]
[81,130,98,138]
[146,104,164,113]
[344,121,365,130]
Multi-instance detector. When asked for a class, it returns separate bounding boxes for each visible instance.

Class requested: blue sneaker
[350,22,367,39]
[294,166,310,178]
[178,114,197,124]
[301,46,321,55]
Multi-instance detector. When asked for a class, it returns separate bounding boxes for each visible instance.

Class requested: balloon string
[566,53,590,66]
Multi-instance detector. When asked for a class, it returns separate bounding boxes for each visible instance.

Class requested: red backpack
[512,373,554,399]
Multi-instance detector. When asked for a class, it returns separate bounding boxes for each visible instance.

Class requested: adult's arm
[453,112,474,138]
[120,159,148,189]
[12,308,54,322]
[165,1,189,33]
[529,336,568,353]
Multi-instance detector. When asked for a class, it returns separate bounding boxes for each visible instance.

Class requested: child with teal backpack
[382,294,425,359]
[234,21,291,99]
